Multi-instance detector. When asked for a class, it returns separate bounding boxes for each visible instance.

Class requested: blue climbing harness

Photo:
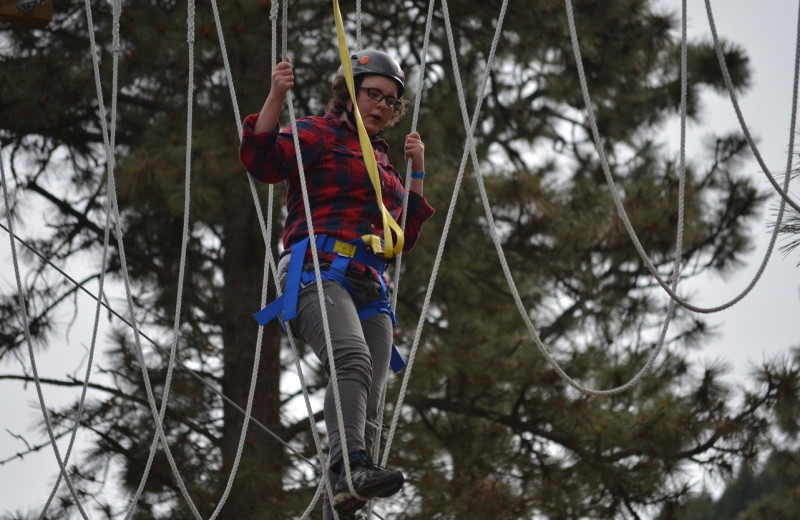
[253,234,406,373]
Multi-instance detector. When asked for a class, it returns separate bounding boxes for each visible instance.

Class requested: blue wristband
[411,170,425,180]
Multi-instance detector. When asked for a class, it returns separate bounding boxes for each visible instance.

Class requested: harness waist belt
[253,235,406,373]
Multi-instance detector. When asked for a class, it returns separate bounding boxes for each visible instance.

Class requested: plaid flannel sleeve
[239,113,325,184]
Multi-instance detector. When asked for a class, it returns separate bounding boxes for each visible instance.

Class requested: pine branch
[0,373,220,445]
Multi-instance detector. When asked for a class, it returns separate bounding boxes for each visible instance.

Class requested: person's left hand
[404,132,425,173]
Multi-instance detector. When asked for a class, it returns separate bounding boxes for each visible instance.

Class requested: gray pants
[294,279,393,468]
[279,255,393,469]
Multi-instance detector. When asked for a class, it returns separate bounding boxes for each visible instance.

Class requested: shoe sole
[332,493,366,513]
[333,474,404,512]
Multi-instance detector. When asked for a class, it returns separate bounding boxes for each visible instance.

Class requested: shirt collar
[325,112,389,153]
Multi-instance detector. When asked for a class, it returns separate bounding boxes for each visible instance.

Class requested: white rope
[269,2,347,517]
[452,0,687,398]
[443,0,683,399]
[704,0,800,213]
[390,0,437,312]
[201,1,280,516]
[2,155,93,520]
[37,167,109,516]
[0,219,319,467]
[279,0,400,504]
[275,0,335,513]
[208,0,361,516]
[211,0,330,492]
[206,1,340,516]
[373,0,437,486]
[382,0,510,464]
[95,1,204,517]
[564,0,800,315]
[36,0,123,509]
[356,0,362,50]
[283,50,368,505]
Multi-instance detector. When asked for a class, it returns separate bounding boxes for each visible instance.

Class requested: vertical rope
[375,0,437,478]
[382,0,509,464]
[356,0,362,49]
[35,0,126,512]
[390,0,436,311]
[120,0,203,516]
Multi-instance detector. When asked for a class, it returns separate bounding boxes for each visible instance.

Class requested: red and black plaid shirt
[240,112,435,277]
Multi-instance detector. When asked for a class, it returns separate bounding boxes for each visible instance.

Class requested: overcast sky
[2,1,799,516]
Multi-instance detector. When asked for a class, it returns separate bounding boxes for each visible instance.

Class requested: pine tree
[1,1,798,519]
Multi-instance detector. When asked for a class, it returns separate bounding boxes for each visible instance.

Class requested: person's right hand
[270,58,294,100]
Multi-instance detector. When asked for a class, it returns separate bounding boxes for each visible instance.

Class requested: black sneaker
[332,452,404,513]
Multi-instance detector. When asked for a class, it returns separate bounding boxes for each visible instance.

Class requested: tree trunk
[219,195,286,518]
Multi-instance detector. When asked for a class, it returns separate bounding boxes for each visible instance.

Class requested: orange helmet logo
[359,55,370,65]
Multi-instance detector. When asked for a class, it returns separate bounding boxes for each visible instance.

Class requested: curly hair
[325,75,407,127]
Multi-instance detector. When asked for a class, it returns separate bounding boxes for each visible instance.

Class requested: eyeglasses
[358,87,402,111]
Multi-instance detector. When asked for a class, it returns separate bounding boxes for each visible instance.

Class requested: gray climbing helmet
[339,49,405,97]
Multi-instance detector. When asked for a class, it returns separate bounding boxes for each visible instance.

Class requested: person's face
[352,75,400,136]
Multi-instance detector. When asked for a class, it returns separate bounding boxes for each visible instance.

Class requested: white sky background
[1,0,800,516]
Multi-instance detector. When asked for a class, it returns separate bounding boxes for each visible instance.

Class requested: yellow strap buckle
[332,240,356,258]
[361,234,384,255]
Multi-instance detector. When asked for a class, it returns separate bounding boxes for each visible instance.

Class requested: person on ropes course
[239,49,435,519]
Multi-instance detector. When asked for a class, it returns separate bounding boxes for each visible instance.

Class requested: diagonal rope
[563,0,800,315]
[450,0,684,399]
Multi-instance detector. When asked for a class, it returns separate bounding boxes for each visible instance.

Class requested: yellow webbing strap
[332,0,404,260]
